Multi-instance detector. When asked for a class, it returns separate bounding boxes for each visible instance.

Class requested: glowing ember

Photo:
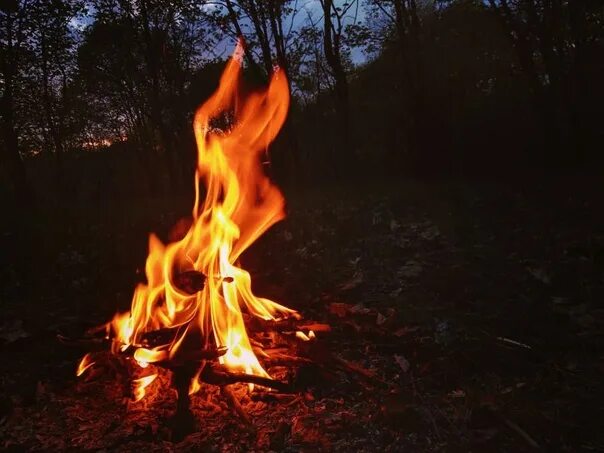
[77,41,298,399]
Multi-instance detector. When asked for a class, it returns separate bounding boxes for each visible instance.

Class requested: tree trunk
[0,1,41,309]
[224,0,265,79]
[40,30,68,198]
[321,0,351,174]
[567,0,593,159]
[488,0,553,155]
[245,0,274,75]
[267,2,288,78]
[0,7,33,206]
[139,0,177,194]
[391,0,424,167]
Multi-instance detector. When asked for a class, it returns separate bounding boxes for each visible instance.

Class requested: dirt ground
[1,177,602,451]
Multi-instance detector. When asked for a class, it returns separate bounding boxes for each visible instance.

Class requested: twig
[245,317,328,334]
[297,323,331,332]
[253,348,313,366]
[221,385,253,428]
[496,336,532,350]
[56,334,111,351]
[201,365,294,393]
[502,417,540,449]
[334,356,389,388]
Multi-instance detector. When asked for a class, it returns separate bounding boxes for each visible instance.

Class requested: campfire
[65,42,324,433]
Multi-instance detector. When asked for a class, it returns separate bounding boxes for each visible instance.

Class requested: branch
[374,1,396,24]
[201,364,295,393]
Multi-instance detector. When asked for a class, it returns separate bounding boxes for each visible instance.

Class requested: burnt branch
[200,364,294,393]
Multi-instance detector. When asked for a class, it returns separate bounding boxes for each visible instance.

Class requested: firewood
[200,364,294,393]
[221,385,253,428]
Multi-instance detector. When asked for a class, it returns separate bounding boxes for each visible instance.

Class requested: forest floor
[1,176,603,452]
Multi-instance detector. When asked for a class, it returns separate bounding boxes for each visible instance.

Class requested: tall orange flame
[98,42,296,399]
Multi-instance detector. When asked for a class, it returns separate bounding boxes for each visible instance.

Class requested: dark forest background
[1,0,603,303]
[2,0,603,203]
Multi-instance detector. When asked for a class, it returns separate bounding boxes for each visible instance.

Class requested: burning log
[245,316,330,334]
[169,363,199,441]
[57,333,111,351]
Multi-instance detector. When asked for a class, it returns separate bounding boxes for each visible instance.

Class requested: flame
[76,353,95,376]
[132,374,158,402]
[189,372,202,396]
[295,330,316,341]
[100,41,296,395]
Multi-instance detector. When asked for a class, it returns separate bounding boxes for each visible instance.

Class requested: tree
[28,0,84,193]
[210,1,301,86]
[207,1,311,180]
[486,0,604,158]
[320,0,354,162]
[0,0,33,205]
[81,0,217,193]
[362,0,426,164]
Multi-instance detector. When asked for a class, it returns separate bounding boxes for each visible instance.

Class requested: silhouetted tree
[320,0,352,153]
[28,0,84,195]
[0,0,33,205]
[486,0,604,159]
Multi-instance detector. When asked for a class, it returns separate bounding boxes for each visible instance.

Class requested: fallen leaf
[379,398,422,431]
[394,326,420,337]
[298,323,331,332]
[339,271,364,291]
[527,267,551,284]
[350,303,371,315]
[449,389,466,398]
[291,415,329,447]
[390,287,403,297]
[552,296,570,305]
[394,354,410,373]
[269,421,291,450]
[328,303,351,318]
[398,260,423,278]
[343,320,362,333]
[0,320,29,343]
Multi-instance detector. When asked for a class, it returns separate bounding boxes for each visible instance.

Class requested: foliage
[1,0,603,199]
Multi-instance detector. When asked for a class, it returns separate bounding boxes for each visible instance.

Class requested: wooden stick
[334,356,390,387]
[201,365,294,393]
[502,417,540,449]
[221,385,252,427]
